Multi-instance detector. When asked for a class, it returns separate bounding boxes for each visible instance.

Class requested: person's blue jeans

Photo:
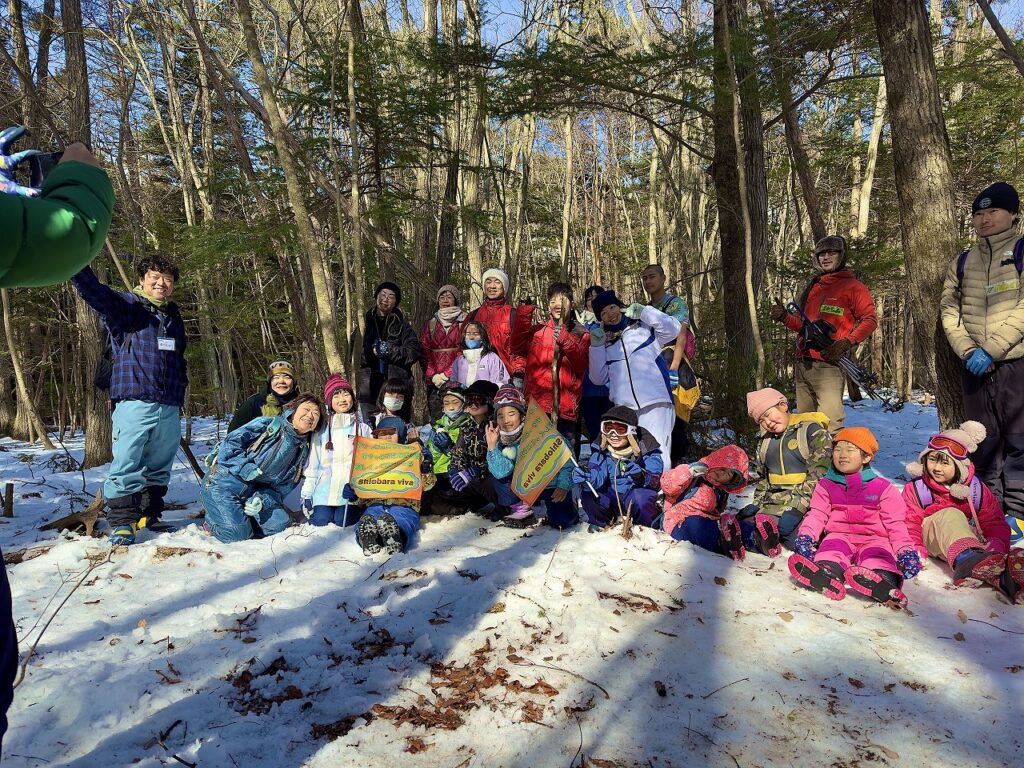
[310,504,358,527]
[356,503,420,551]
[671,515,756,556]
[105,400,180,499]
[201,478,291,543]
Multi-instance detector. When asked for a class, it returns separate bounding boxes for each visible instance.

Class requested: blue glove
[571,464,589,485]
[449,466,477,492]
[0,126,40,198]
[793,534,816,560]
[965,348,994,376]
[243,496,263,517]
[668,369,679,388]
[896,548,922,580]
[342,483,358,502]
[431,429,453,451]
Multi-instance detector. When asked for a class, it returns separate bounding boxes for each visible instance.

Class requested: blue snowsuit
[200,415,312,543]
[580,429,663,528]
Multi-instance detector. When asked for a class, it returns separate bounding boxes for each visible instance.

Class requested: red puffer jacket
[511,313,590,421]
[783,270,878,361]
[901,471,1010,556]
[466,299,530,376]
[419,315,465,380]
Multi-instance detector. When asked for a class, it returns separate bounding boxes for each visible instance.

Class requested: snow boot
[502,502,536,529]
[953,549,1006,588]
[1006,549,1024,600]
[751,514,782,558]
[109,523,137,546]
[788,554,846,600]
[378,513,405,555]
[845,566,908,609]
[718,514,746,561]
[357,514,383,555]
[139,485,173,531]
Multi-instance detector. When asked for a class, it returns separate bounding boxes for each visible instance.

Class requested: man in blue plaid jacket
[71,256,187,545]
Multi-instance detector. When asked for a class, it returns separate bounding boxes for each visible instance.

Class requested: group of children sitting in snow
[203,368,1024,608]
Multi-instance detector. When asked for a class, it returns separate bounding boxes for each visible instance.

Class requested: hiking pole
[179,437,205,482]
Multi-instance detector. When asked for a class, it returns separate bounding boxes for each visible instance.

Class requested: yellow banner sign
[350,436,423,501]
[511,399,572,505]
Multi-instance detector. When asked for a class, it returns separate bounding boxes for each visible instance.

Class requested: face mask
[464,339,483,349]
[383,396,404,412]
[444,408,464,419]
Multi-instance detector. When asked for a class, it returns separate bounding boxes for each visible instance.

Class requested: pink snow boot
[845,566,908,610]
[718,514,746,561]
[502,501,536,529]
[788,553,845,600]
[751,514,782,558]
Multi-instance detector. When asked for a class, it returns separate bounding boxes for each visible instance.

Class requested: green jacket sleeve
[0,161,114,288]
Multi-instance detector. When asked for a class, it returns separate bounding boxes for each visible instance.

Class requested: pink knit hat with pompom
[905,421,987,499]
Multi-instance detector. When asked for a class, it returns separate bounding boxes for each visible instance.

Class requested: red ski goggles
[928,434,968,459]
[601,420,636,438]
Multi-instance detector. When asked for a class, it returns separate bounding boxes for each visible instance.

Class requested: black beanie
[375,281,402,305]
[601,405,639,428]
[973,182,1019,216]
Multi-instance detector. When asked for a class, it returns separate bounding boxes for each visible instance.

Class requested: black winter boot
[139,485,174,532]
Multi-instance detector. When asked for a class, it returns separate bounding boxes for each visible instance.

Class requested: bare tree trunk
[235,0,344,375]
[462,0,487,286]
[873,0,963,427]
[559,115,574,277]
[855,77,887,238]
[1,291,53,448]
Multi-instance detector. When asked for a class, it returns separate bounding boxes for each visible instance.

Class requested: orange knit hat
[833,426,878,458]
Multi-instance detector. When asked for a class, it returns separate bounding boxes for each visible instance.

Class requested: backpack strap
[756,434,771,468]
[246,417,282,456]
[956,238,1024,291]
[956,249,970,289]
[912,478,933,509]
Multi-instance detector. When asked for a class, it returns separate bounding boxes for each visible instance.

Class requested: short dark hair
[547,282,573,302]
[641,264,665,277]
[584,285,604,302]
[136,256,180,282]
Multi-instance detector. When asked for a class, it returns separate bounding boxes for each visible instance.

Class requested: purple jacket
[449,350,509,388]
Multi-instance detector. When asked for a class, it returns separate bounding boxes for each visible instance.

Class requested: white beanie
[481,268,509,296]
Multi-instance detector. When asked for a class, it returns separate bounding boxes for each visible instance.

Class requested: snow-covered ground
[2,399,1022,767]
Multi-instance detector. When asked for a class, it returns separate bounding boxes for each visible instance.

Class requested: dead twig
[701,677,749,700]
[967,619,1024,635]
[14,553,113,689]
[512,658,609,699]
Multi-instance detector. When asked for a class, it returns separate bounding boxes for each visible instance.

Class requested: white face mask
[383,396,404,412]
[444,408,464,419]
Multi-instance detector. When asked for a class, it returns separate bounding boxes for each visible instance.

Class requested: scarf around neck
[133,285,169,309]
[436,306,465,326]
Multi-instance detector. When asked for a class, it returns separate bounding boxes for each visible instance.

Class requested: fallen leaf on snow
[954,632,966,642]
[957,609,968,624]
[1007,665,1023,674]
[777,611,793,622]
[487,602,506,614]
[848,677,864,689]
[713,576,728,587]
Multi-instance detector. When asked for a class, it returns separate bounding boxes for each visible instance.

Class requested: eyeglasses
[928,435,968,459]
[374,428,398,437]
[600,420,635,437]
[466,397,488,407]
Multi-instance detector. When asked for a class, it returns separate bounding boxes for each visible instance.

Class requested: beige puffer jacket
[941,226,1024,362]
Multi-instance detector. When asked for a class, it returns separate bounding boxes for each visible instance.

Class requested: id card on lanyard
[157,311,176,352]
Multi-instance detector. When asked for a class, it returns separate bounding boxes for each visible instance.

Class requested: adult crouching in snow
[587,289,680,466]
[421,284,467,420]
[356,281,421,422]
[770,235,877,431]
[71,256,187,545]
[228,359,300,433]
[201,394,324,543]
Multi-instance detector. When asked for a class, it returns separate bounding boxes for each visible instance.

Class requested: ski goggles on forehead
[928,435,968,459]
[600,420,636,437]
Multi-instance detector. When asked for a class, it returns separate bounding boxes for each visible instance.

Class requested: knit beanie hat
[833,426,878,458]
[599,405,641,455]
[268,359,296,379]
[906,421,987,499]
[973,182,1019,215]
[375,281,402,305]
[746,387,787,423]
[439,381,467,404]
[591,289,626,321]
[481,268,510,296]
[375,415,408,443]
[813,235,847,270]
[437,284,460,305]
[324,373,352,406]
[493,386,526,415]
